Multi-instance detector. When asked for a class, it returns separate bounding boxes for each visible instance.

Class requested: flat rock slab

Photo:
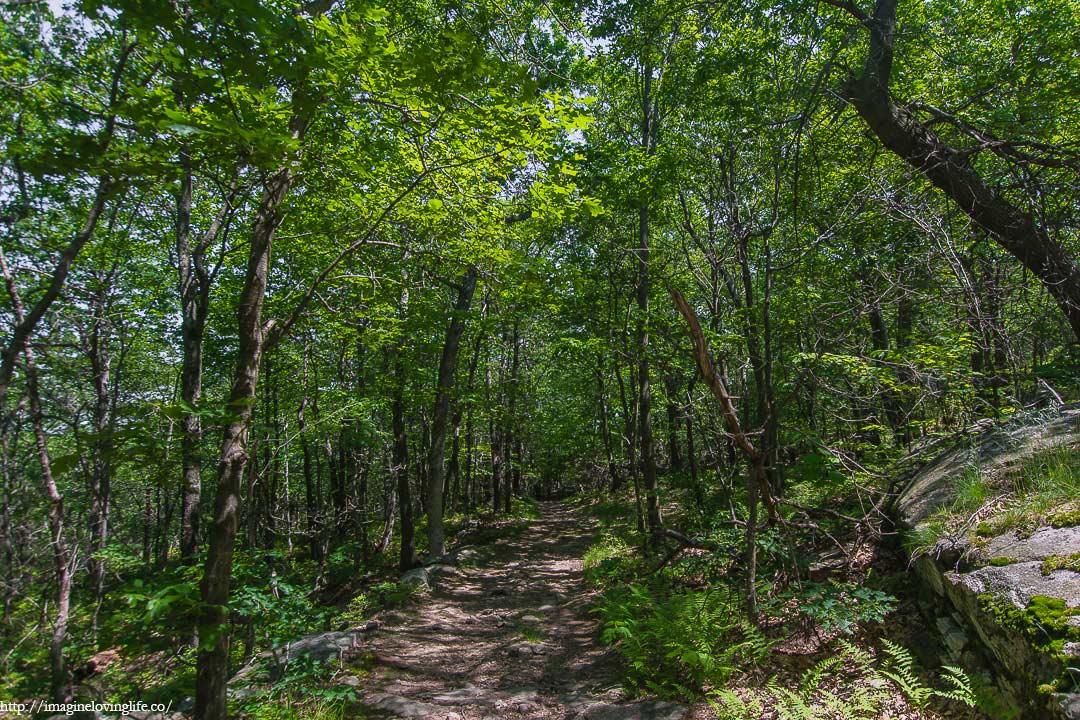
[571,701,688,720]
[428,685,539,708]
[984,526,1080,563]
[950,560,1080,608]
[364,693,461,719]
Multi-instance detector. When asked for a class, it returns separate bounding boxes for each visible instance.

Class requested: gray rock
[452,547,480,563]
[430,686,487,705]
[508,641,546,656]
[896,407,1080,528]
[572,701,688,720]
[363,692,458,719]
[1056,693,1080,720]
[950,561,1080,608]
[402,566,432,588]
[899,408,1080,719]
[936,616,967,657]
[520,614,543,624]
[230,623,377,684]
[428,564,462,581]
[983,526,1080,564]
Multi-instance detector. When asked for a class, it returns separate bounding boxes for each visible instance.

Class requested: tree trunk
[637,60,661,532]
[663,375,684,473]
[0,248,73,701]
[86,283,113,635]
[425,267,478,559]
[195,162,292,720]
[843,0,1080,342]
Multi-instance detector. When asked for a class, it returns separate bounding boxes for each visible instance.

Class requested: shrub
[595,581,770,699]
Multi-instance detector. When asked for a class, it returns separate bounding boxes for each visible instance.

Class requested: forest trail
[348,501,686,720]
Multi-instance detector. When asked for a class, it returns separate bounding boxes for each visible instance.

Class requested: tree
[825,0,1080,341]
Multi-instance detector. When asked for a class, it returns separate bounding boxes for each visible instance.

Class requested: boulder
[230,623,377,685]
[896,406,1080,719]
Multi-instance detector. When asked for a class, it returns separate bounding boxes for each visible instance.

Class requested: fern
[880,638,976,710]
[709,638,973,719]
[879,639,932,708]
[937,665,978,706]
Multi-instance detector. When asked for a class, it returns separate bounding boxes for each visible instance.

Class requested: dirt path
[349,501,686,720]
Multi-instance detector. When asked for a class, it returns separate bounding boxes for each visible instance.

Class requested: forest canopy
[1,0,1077,716]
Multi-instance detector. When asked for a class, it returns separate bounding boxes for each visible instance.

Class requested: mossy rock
[1041,553,1080,576]
[980,593,1080,662]
[1050,508,1080,529]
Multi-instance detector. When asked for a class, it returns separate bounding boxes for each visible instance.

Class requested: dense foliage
[1,0,1076,716]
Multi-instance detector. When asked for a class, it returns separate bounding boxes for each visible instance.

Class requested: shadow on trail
[349,501,687,720]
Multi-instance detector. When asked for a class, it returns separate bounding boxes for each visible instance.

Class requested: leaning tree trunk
[671,287,777,621]
[841,0,1080,342]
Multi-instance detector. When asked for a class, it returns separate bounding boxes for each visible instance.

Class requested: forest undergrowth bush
[580,487,976,716]
[595,580,772,700]
[711,640,975,719]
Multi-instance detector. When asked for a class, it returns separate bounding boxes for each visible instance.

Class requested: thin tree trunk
[663,375,684,473]
[0,247,73,701]
[86,283,113,635]
[425,267,478,559]
[195,161,292,720]
[637,61,661,532]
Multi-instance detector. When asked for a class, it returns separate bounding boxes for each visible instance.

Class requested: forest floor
[338,501,688,720]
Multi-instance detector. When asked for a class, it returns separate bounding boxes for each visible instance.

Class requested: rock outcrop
[896,406,1080,719]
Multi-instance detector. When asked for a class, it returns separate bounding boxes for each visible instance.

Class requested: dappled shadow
[343,502,687,720]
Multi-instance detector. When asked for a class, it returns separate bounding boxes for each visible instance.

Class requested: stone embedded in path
[364,692,462,719]
[571,701,688,720]
[507,640,546,656]
[428,685,540,711]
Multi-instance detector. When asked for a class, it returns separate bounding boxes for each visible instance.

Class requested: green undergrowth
[595,580,771,699]
[907,444,1080,556]
[577,488,976,715]
[711,640,974,719]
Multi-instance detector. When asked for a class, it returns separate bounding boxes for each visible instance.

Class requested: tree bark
[0,246,73,701]
[86,280,114,634]
[637,59,661,532]
[195,162,292,720]
[178,165,238,563]
[840,0,1080,341]
[425,267,477,559]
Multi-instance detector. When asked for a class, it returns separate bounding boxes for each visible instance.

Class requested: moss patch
[988,556,1017,567]
[1040,552,1080,576]
[1049,507,1080,528]
[980,593,1080,657]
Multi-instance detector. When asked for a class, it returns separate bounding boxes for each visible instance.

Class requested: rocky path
[345,501,686,720]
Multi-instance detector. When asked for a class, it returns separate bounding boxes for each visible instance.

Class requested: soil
[344,501,686,720]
